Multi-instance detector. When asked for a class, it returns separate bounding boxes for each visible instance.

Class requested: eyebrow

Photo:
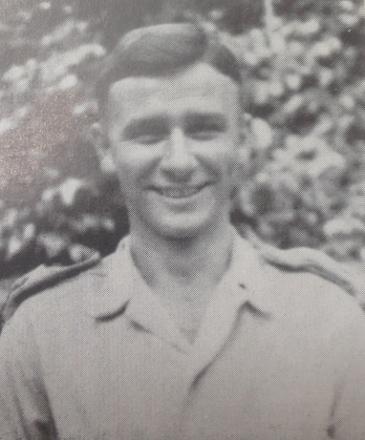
[122,116,169,139]
[184,113,227,130]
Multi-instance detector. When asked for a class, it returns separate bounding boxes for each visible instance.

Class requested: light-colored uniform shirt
[1,231,365,440]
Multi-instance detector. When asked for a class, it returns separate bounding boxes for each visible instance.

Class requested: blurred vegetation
[0,0,364,279]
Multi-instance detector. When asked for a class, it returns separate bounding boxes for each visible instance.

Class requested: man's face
[106,62,245,240]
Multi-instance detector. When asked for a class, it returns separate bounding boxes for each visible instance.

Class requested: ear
[236,112,254,173]
[89,122,116,173]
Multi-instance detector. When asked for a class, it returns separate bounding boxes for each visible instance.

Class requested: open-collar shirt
[1,231,365,440]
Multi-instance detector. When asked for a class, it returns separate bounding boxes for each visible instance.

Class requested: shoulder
[0,250,104,329]
[249,232,365,307]
[238,237,365,341]
[232,230,365,332]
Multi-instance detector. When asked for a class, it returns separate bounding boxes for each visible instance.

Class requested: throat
[129,225,235,342]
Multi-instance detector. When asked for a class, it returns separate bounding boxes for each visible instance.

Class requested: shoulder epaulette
[246,230,365,307]
[0,252,101,328]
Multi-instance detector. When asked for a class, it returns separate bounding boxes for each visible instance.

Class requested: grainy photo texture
[0,1,365,439]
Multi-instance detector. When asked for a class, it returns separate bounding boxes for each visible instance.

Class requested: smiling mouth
[151,184,209,199]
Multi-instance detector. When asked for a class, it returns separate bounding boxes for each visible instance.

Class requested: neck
[129,222,234,301]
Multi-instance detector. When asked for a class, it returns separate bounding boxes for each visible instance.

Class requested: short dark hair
[95,22,243,116]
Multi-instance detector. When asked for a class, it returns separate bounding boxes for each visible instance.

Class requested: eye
[187,124,224,140]
[133,131,167,144]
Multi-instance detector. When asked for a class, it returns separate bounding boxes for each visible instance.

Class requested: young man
[1,23,365,440]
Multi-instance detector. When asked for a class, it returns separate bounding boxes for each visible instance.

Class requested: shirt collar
[221,229,276,315]
[86,229,276,320]
[86,236,136,319]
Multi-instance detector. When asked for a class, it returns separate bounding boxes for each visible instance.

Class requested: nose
[160,128,197,180]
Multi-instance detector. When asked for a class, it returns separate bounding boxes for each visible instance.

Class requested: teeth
[158,187,202,198]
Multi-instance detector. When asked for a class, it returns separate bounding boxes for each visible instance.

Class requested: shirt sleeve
[331,303,365,440]
[0,305,57,440]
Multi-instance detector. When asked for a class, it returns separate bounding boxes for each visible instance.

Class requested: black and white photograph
[0,1,365,439]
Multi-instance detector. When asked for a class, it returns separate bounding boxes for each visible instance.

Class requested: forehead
[107,63,240,120]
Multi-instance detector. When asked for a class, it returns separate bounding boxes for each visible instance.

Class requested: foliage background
[0,0,365,281]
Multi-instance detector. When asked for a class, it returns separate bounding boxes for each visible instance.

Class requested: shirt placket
[176,281,250,439]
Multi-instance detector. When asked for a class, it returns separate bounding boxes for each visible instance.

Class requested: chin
[161,228,200,241]
[153,216,215,241]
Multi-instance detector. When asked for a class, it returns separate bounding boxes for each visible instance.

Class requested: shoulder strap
[0,252,101,328]
[245,229,365,305]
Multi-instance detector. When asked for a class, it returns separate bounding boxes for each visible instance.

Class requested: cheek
[111,147,159,188]
[196,150,239,188]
